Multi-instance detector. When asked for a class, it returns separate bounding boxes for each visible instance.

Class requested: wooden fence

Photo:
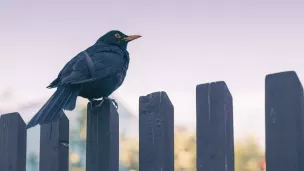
[0,71,304,171]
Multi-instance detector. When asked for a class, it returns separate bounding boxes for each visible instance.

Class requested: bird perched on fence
[26,30,141,129]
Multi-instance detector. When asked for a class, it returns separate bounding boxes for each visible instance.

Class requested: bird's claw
[90,97,118,110]
[103,97,118,109]
[111,99,118,109]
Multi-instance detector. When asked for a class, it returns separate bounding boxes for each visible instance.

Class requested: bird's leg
[110,98,118,109]
[95,99,105,108]
[95,97,118,109]
[89,98,97,109]
[89,98,94,103]
[89,98,107,110]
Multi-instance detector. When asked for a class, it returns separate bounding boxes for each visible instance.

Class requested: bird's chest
[107,68,127,90]
[79,59,129,98]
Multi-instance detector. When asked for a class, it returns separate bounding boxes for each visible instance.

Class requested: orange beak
[124,35,141,42]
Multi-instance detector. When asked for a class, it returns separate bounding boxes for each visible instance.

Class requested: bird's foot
[101,97,118,109]
[90,97,118,110]
[109,98,118,109]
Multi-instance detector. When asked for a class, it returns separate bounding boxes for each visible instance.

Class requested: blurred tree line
[69,106,264,171]
[119,128,263,171]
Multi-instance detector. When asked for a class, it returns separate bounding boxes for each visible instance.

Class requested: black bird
[26,30,141,129]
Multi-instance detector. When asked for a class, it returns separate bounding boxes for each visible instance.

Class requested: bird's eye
[115,33,121,38]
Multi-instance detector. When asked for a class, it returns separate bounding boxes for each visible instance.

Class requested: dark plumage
[26,30,141,129]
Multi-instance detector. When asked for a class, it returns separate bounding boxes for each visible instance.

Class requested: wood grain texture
[139,91,174,171]
[86,99,119,171]
[0,112,27,171]
[39,111,69,171]
[196,81,234,171]
[265,71,304,171]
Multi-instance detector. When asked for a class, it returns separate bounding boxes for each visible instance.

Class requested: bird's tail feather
[26,85,80,129]
[64,85,82,111]
[47,77,60,89]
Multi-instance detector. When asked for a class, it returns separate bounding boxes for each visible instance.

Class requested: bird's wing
[60,46,126,84]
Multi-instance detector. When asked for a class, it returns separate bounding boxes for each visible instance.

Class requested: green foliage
[120,134,139,170]
[235,136,263,171]
[174,127,196,171]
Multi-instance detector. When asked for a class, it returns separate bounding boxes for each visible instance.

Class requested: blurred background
[1,0,304,170]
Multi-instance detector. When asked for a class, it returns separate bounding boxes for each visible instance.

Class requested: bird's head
[97,30,141,49]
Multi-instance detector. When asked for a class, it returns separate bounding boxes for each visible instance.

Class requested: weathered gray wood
[39,111,69,171]
[265,71,304,171]
[196,81,234,171]
[0,112,27,171]
[139,91,174,171]
[86,99,119,171]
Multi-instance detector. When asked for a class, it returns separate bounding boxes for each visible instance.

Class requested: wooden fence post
[265,71,304,171]
[139,91,174,171]
[0,112,27,171]
[86,99,119,171]
[39,111,69,171]
[196,81,234,171]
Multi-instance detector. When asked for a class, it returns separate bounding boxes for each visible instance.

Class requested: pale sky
[1,0,304,147]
